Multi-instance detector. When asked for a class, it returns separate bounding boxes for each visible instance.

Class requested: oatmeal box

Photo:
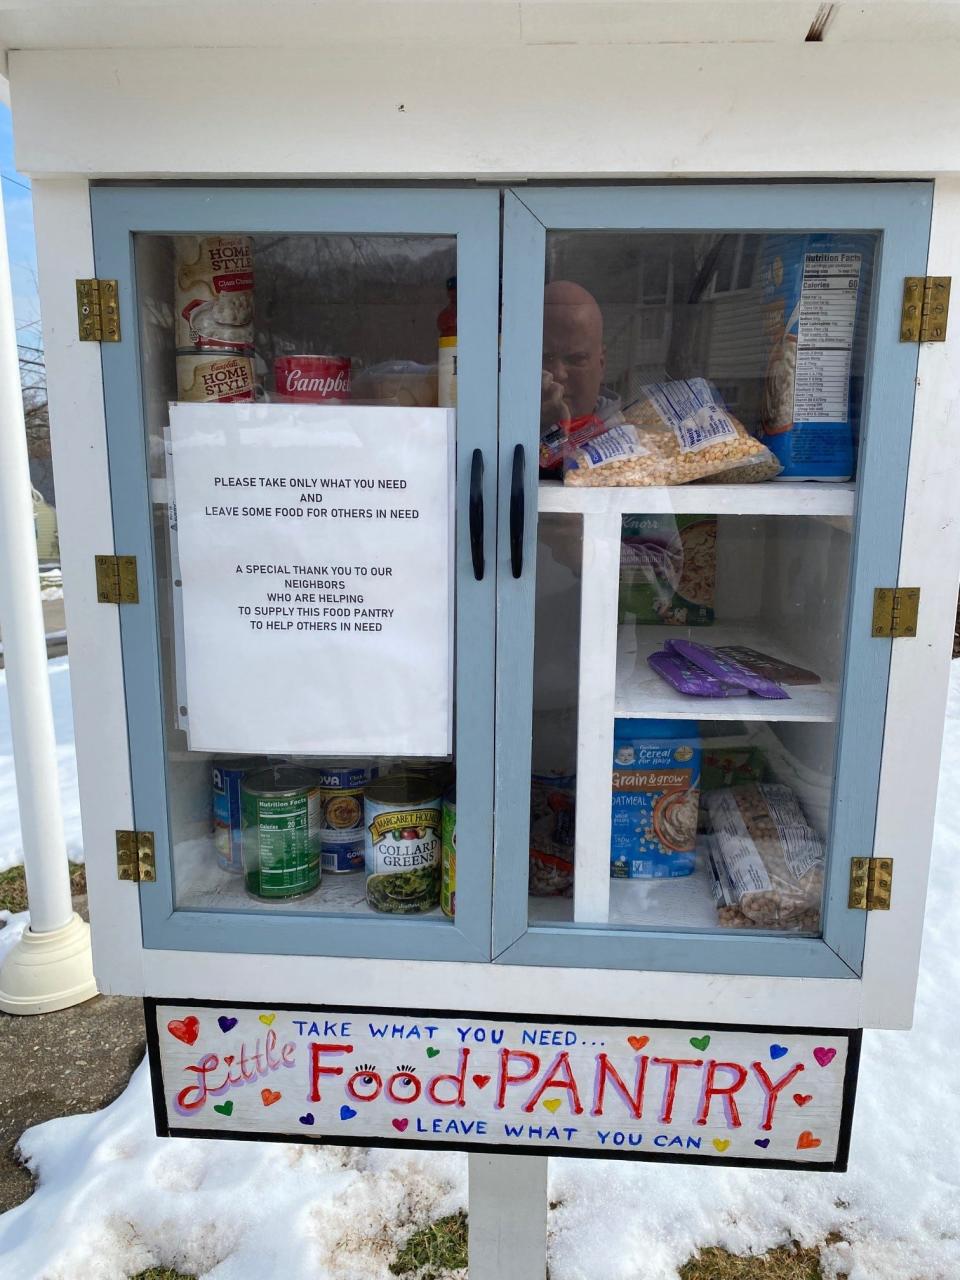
[610,719,700,879]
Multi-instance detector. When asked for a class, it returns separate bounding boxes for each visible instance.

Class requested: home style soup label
[148,1001,859,1170]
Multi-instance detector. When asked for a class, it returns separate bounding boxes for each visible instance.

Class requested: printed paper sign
[168,403,454,756]
[148,1001,859,1170]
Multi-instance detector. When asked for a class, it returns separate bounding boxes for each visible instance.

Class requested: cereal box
[610,719,700,879]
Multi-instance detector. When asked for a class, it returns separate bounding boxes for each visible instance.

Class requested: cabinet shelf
[173,837,447,921]
[615,623,839,722]
[539,480,856,518]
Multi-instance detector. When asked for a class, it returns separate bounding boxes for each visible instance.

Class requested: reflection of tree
[18,298,53,504]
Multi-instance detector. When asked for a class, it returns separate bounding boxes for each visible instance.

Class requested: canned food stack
[175,235,257,403]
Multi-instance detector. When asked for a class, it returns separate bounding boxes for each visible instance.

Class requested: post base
[0,913,98,1015]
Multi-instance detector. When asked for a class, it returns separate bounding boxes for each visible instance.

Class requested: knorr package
[610,719,700,879]
[758,234,875,481]
[619,514,717,626]
[564,378,780,487]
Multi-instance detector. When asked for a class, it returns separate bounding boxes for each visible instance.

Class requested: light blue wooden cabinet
[93,181,932,978]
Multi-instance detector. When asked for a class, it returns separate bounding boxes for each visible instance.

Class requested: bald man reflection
[540,280,623,475]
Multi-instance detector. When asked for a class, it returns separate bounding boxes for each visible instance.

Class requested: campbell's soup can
[177,351,256,403]
[274,354,351,403]
[175,234,254,351]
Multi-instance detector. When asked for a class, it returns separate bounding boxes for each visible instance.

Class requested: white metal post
[468,1153,548,1279]
[0,135,96,1013]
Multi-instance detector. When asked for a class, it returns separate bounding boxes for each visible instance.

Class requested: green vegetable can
[441,789,456,918]
[241,765,321,901]
[363,775,442,914]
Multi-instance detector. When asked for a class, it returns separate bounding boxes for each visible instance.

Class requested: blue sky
[0,101,41,345]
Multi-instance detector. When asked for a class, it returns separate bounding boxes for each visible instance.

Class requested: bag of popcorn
[563,378,780,487]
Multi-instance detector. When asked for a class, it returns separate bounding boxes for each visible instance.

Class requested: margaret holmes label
[364,779,441,914]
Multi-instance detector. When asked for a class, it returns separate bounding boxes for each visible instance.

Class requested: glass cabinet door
[495,184,931,976]
[93,187,500,961]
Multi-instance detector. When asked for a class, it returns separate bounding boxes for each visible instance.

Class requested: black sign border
[144,996,861,1172]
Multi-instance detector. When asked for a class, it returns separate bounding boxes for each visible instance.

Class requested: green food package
[700,746,767,792]
[618,514,717,626]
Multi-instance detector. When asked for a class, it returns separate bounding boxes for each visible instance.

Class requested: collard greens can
[363,775,441,914]
[241,765,321,900]
[441,789,456,918]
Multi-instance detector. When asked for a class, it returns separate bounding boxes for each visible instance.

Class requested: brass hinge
[116,829,156,883]
[95,555,139,605]
[76,278,121,342]
[871,586,920,638]
[900,276,950,343]
[849,857,894,911]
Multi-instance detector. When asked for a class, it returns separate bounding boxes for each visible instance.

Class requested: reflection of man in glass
[540,281,623,474]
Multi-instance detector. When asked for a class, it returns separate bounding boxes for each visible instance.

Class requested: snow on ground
[0,657,82,871]
[0,662,959,1278]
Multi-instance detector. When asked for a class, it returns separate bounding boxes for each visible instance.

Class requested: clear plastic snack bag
[702,782,823,931]
[563,378,781,487]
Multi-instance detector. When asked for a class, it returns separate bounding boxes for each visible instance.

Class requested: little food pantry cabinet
[12,2,960,1177]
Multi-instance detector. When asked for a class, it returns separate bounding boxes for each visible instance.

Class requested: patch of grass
[0,862,85,914]
[390,1211,468,1277]
[130,1271,196,1280]
[679,1242,829,1280]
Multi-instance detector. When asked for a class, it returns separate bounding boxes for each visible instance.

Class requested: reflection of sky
[0,102,41,344]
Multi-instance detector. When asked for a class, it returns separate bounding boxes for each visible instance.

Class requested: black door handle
[510,443,525,579]
[469,448,484,581]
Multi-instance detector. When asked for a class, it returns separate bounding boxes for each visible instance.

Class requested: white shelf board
[539,480,856,517]
[616,623,839,723]
[529,862,722,932]
[173,836,446,920]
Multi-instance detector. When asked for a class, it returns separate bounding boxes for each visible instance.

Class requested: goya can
[212,756,265,873]
[241,766,321,900]
[363,775,442,914]
[316,761,379,873]
[441,789,456,918]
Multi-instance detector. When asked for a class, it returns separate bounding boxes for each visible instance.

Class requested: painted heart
[543,1099,562,1114]
[167,1017,200,1046]
[259,1013,276,1027]
[213,1101,234,1117]
[627,1035,650,1052]
[299,1113,315,1126]
[392,1118,409,1132]
[472,1074,491,1089]
[689,1035,710,1052]
[797,1131,822,1150]
[261,1088,281,1107]
[426,1047,440,1058]
[769,1044,789,1060]
[793,1094,813,1107]
[754,1138,770,1149]
[223,1055,235,1065]
[217,1016,238,1033]
[813,1047,837,1068]
[340,1105,357,1121]
[712,1138,730,1152]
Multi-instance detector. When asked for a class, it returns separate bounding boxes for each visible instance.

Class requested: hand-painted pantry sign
[147,1000,860,1170]
[168,402,454,756]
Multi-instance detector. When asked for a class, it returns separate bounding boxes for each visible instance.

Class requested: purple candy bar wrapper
[665,638,790,700]
[647,649,743,698]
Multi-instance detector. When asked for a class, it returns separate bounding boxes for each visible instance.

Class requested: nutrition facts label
[794,253,862,423]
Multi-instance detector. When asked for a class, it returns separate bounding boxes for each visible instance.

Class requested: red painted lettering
[751,1060,806,1131]
[652,1057,703,1124]
[522,1052,584,1115]
[428,1048,470,1107]
[591,1053,648,1118]
[696,1060,748,1127]
[308,1042,354,1102]
[496,1049,541,1109]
